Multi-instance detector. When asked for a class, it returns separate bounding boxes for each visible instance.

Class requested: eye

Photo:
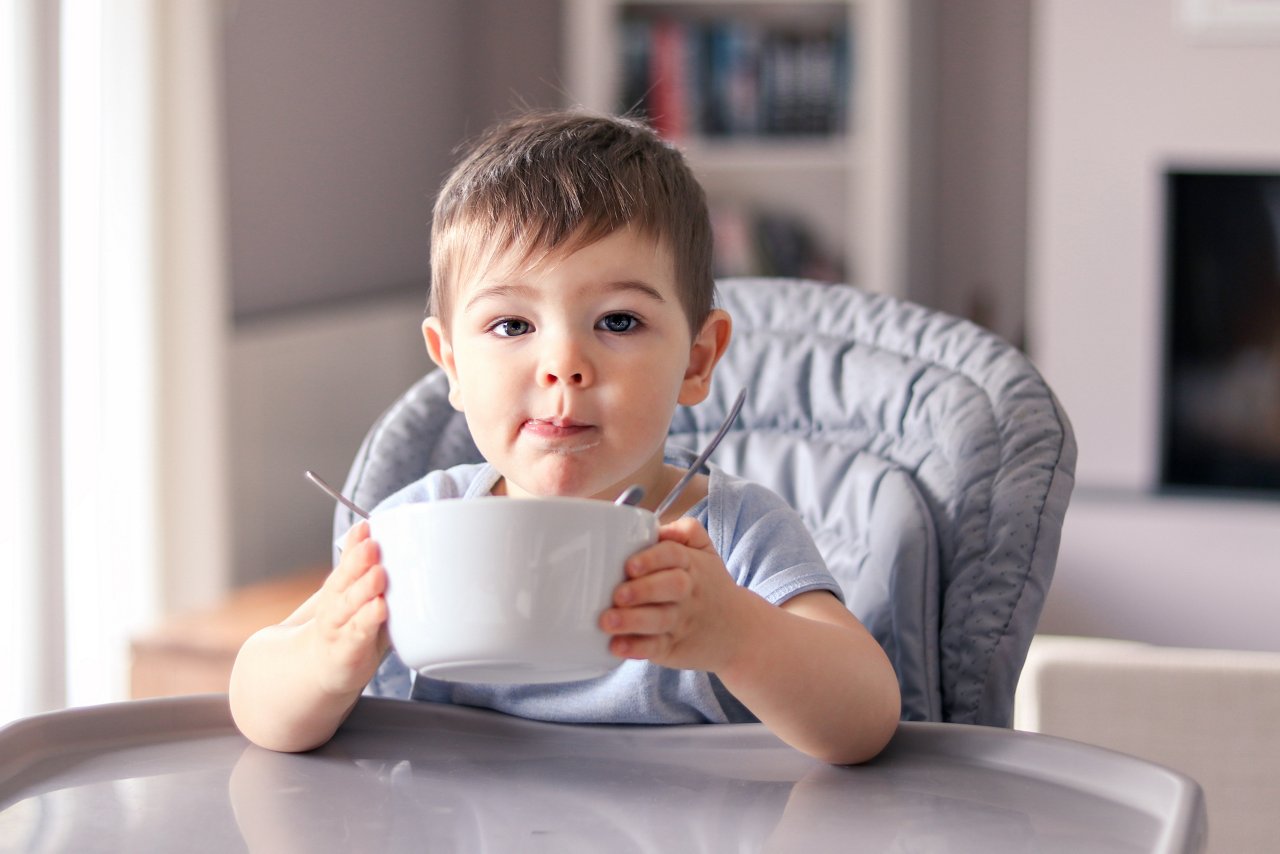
[597,312,640,334]
[490,318,532,337]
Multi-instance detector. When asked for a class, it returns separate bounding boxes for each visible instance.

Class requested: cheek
[623,374,684,431]
[456,357,519,418]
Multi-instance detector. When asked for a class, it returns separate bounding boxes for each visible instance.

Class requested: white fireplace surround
[1028,0,1280,652]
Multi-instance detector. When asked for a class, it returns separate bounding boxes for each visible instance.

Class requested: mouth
[520,417,597,442]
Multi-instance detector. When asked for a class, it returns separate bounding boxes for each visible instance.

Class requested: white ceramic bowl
[369,497,658,684]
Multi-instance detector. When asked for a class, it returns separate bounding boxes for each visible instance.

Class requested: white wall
[229,293,430,586]
[1030,0,1280,651]
[1037,495,1280,652]
[223,0,463,317]
[223,0,560,587]
[930,0,1031,347]
[223,0,562,319]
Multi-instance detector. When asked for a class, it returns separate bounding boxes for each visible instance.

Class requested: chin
[509,461,612,501]
[539,477,609,500]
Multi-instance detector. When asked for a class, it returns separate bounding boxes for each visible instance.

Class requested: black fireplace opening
[1161,170,1280,496]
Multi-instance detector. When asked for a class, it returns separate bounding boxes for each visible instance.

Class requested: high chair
[336,277,1077,726]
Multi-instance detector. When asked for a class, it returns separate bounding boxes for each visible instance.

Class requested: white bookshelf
[563,0,923,296]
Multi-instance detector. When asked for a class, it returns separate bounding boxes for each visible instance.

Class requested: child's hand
[600,517,749,672]
[306,520,390,696]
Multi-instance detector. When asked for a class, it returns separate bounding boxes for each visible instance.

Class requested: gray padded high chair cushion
[337,277,1076,727]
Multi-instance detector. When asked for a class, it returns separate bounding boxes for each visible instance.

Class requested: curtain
[1,0,230,725]
[2,0,65,724]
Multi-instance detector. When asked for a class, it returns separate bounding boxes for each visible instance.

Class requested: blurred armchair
[1015,634,1280,853]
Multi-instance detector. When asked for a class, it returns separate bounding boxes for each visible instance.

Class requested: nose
[536,332,595,388]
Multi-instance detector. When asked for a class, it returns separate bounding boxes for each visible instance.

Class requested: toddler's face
[425,228,707,501]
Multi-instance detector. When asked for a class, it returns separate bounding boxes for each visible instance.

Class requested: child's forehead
[460,227,675,293]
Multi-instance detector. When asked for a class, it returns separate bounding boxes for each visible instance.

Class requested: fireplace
[1161,170,1280,494]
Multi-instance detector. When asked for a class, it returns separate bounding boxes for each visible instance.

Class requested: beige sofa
[1014,635,1280,853]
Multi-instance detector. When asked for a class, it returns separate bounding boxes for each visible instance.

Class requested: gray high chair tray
[1,695,1205,853]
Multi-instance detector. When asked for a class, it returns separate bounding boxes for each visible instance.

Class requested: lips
[520,418,596,440]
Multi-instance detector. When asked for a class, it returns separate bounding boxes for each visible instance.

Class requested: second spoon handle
[305,470,371,520]
[654,387,746,519]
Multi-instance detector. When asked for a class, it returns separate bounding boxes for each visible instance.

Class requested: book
[618,14,851,140]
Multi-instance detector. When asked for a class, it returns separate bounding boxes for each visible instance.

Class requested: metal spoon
[653,387,747,518]
[614,484,645,506]
[305,470,370,520]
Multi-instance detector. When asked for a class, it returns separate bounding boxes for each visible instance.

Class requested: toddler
[230,110,901,763]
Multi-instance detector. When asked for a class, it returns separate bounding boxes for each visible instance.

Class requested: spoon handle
[654,387,746,519]
[305,470,371,520]
[614,484,646,506]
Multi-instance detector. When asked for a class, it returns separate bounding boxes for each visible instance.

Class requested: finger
[328,538,381,592]
[614,568,691,607]
[342,520,370,553]
[339,564,389,626]
[609,633,670,661]
[329,599,387,676]
[656,517,713,549]
[624,540,691,579]
[601,602,678,636]
[349,594,388,637]
[319,562,377,630]
[345,562,387,606]
[316,588,356,633]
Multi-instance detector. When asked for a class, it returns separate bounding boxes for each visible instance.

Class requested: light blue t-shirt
[363,460,843,725]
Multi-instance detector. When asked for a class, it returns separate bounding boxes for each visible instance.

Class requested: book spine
[618,18,653,119]
[649,19,689,139]
[617,14,854,139]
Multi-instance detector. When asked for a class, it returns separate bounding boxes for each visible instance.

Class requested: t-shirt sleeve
[709,477,845,607]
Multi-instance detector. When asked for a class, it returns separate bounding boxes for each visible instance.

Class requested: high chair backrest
[336,278,1077,726]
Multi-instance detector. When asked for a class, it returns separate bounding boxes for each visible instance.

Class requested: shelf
[617,0,844,7]
[564,0,924,296]
[677,136,854,171]
[614,0,850,25]
[130,568,326,699]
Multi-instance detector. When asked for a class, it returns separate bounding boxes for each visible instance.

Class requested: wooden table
[129,569,326,698]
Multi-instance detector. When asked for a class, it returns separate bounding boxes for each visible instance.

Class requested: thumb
[658,517,713,550]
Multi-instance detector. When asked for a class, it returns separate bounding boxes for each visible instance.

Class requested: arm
[600,518,901,765]
[229,521,391,752]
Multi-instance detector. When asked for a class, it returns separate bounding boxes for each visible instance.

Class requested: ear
[678,309,732,406]
[423,316,465,411]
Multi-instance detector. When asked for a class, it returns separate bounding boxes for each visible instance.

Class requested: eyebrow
[463,279,668,313]
[605,279,668,304]
[463,282,534,313]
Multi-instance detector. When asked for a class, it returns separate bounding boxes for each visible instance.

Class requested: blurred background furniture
[338,277,1077,726]
[564,0,929,298]
[129,569,325,698]
[1015,634,1280,853]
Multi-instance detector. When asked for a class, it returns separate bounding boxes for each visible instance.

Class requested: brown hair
[429,110,714,332]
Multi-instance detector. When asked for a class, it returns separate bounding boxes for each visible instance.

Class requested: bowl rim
[369,494,658,520]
